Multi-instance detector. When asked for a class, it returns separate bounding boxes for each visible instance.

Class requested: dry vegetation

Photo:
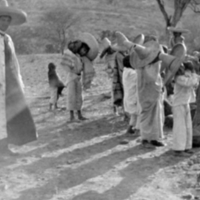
[6,0,200,54]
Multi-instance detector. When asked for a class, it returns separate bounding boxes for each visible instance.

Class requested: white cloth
[61,49,83,110]
[49,86,57,105]
[66,77,82,110]
[122,68,138,114]
[6,35,25,92]
[172,71,198,151]
[81,56,95,90]
[0,35,6,139]
[61,49,83,87]
[0,34,25,139]
[173,104,192,151]
[173,71,199,106]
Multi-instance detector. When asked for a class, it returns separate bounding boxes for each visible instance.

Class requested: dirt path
[1,55,200,200]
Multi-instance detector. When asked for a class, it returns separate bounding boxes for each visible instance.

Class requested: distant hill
[6,0,200,53]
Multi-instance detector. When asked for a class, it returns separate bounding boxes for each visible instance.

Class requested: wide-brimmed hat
[0,0,27,26]
[167,26,190,34]
[132,33,145,45]
[114,31,134,50]
[115,31,160,68]
[113,31,145,52]
[78,32,99,61]
[170,43,186,59]
[160,43,186,85]
[133,40,161,68]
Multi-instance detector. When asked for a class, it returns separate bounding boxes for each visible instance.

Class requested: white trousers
[172,104,193,151]
[129,114,137,127]
[0,86,6,139]
[0,49,6,139]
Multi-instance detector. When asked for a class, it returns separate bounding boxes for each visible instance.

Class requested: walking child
[48,62,65,110]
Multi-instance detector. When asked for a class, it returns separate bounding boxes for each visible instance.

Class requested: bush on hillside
[8,26,42,54]
[39,5,81,54]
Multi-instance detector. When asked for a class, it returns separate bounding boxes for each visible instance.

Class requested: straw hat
[115,31,160,68]
[160,43,186,85]
[167,26,190,34]
[78,32,99,61]
[0,0,27,26]
[170,43,186,59]
[113,31,145,52]
[114,31,134,50]
[132,33,145,45]
[134,40,161,68]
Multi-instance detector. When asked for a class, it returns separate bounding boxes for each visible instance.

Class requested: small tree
[40,5,80,54]
[156,0,200,28]
[8,26,37,54]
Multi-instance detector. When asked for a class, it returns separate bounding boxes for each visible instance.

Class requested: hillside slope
[7,0,199,53]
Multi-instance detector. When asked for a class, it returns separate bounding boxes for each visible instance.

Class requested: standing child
[172,61,199,156]
[48,62,65,110]
[122,55,140,134]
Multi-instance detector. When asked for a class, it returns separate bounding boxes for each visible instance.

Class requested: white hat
[0,0,27,26]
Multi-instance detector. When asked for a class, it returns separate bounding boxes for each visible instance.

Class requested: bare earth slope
[0,54,200,200]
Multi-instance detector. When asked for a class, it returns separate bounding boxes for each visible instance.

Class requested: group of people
[1,0,200,158]
[99,28,200,156]
[48,24,200,156]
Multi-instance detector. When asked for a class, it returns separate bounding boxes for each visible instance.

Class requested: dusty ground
[1,54,200,200]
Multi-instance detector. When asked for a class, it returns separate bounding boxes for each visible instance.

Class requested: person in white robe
[0,0,37,156]
[122,55,140,134]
